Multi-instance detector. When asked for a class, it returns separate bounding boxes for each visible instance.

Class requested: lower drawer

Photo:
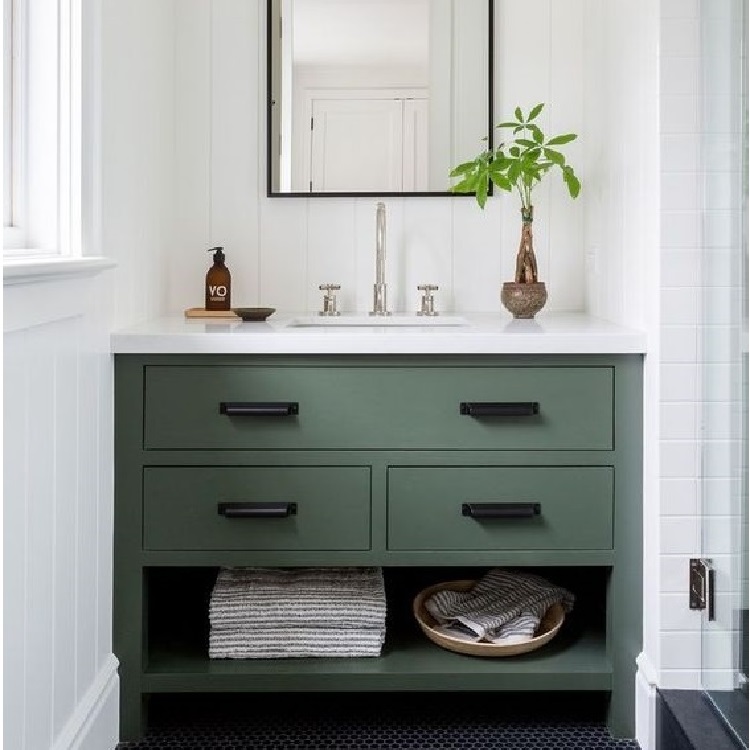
[387,467,613,551]
[143,466,371,551]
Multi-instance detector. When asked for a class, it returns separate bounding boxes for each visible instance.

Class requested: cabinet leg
[119,690,148,743]
[606,675,636,738]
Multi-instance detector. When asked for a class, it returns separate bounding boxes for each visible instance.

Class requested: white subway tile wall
[659,0,745,689]
[658,0,701,689]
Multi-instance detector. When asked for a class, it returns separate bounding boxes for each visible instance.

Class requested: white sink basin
[287,314,469,328]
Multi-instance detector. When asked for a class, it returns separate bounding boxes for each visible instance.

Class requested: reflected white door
[402,98,429,192]
[310,98,404,192]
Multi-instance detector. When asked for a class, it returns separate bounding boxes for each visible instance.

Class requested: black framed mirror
[267,0,493,197]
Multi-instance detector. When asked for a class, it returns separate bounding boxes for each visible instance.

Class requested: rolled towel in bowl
[425,568,574,644]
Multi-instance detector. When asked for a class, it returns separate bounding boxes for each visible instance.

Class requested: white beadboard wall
[3,274,118,750]
[169,0,590,317]
[2,2,177,749]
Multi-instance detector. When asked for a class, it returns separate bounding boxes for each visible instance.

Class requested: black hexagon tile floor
[117,693,640,750]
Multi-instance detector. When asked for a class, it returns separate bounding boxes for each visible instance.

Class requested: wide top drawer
[143,365,613,451]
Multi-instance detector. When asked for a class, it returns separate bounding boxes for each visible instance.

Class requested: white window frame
[3,0,82,258]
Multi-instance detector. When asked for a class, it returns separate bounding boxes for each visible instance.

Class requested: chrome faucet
[370,201,390,316]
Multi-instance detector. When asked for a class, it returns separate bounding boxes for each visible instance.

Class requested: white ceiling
[291,0,430,67]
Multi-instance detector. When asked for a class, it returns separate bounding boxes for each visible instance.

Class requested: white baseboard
[52,654,120,750]
[636,651,658,750]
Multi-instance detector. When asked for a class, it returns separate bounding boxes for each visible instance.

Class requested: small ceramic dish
[232,307,276,321]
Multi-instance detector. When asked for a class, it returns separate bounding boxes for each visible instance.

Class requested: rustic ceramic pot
[501,281,547,319]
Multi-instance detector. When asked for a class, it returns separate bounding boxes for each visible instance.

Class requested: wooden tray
[184,308,239,319]
[412,579,565,657]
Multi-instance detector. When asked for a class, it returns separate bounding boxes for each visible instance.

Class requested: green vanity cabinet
[114,354,642,742]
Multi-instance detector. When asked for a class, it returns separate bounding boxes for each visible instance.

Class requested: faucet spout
[371,201,390,316]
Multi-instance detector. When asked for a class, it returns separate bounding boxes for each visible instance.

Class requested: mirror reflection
[268,0,492,196]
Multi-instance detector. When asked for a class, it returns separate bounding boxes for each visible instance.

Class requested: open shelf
[143,566,611,693]
[144,626,610,692]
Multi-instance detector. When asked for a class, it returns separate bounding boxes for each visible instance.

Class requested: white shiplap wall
[169,0,589,318]
[2,2,177,749]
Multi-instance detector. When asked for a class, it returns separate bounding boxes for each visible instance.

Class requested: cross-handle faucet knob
[318,283,341,316]
[417,284,439,316]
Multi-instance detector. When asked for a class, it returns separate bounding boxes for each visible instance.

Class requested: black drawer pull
[220,402,299,417]
[462,502,541,519]
[460,402,539,417]
[217,502,298,518]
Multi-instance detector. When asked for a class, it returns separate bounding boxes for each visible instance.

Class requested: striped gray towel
[209,626,385,659]
[209,567,386,631]
[425,569,574,645]
[208,566,387,659]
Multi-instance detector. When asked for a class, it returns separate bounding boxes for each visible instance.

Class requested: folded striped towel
[425,569,574,645]
[208,566,387,659]
[209,567,386,630]
[209,626,385,659]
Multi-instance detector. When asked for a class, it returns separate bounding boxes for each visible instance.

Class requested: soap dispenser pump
[205,246,231,311]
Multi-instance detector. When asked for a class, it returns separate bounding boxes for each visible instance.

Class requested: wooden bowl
[412,579,565,657]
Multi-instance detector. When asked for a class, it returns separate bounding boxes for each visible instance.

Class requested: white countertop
[110,312,647,355]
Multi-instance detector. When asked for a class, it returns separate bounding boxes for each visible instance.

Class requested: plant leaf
[509,146,520,158]
[450,169,481,192]
[507,160,522,184]
[449,161,477,177]
[515,106,524,122]
[515,139,537,148]
[562,166,581,198]
[490,173,513,192]
[490,152,507,168]
[475,173,489,208]
[546,133,578,146]
[528,103,545,121]
[449,178,474,194]
[495,121,519,129]
[543,148,565,165]
[530,125,544,144]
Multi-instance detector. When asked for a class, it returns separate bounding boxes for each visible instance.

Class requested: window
[3,0,82,257]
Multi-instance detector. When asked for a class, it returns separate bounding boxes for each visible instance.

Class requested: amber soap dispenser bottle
[205,246,231,311]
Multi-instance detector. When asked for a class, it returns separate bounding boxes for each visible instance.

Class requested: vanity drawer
[387,467,613,551]
[143,466,371,551]
[143,365,613,450]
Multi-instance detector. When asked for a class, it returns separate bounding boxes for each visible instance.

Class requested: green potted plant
[450,103,581,319]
